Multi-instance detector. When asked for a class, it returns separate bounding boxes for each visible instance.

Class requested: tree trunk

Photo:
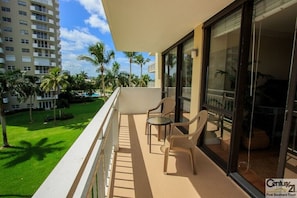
[53,98,56,125]
[0,104,9,147]
[129,59,132,87]
[101,71,105,97]
[29,95,33,122]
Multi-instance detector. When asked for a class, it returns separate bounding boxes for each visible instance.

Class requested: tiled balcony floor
[109,114,249,198]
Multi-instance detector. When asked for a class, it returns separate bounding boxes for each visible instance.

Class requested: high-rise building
[0,0,61,111]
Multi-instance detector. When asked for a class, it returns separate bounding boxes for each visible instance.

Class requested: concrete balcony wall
[119,87,161,114]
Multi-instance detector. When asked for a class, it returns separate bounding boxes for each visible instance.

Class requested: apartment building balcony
[31,25,53,33]
[0,58,4,64]
[36,95,57,100]
[148,63,156,73]
[30,6,54,16]
[31,0,53,6]
[33,88,248,198]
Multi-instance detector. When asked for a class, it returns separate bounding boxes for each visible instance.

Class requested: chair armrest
[171,121,190,128]
[169,134,190,148]
[147,103,162,117]
[170,122,190,134]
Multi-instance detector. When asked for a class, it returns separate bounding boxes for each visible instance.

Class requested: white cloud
[77,0,109,33]
[60,27,100,51]
[60,27,101,76]
[85,14,110,34]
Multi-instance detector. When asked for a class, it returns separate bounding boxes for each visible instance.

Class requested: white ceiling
[102,0,235,53]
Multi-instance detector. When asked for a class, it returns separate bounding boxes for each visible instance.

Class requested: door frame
[277,18,297,177]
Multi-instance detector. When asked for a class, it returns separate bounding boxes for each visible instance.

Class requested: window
[33,13,47,22]
[21,39,29,44]
[3,26,12,32]
[32,4,46,12]
[18,0,26,6]
[1,6,10,12]
[22,56,31,62]
[19,20,27,25]
[4,37,13,42]
[34,23,47,31]
[5,46,14,51]
[19,10,27,16]
[7,65,15,70]
[12,105,20,109]
[34,31,48,39]
[162,32,194,123]
[20,29,28,35]
[5,55,16,61]
[35,40,49,48]
[22,48,30,53]
[24,66,31,71]
[2,17,11,22]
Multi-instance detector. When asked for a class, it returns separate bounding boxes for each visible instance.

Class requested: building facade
[104,0,297,196]
[0,0,61,111]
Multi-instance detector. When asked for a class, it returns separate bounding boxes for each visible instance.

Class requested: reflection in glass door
[178,38,193,122]
[204,9,242,165]
[237,2,297,193]
[164,48,177,98]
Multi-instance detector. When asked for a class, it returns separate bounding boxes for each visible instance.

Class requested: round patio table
[147,116,172,153]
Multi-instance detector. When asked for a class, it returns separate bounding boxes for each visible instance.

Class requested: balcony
[36,95,57,100]
[33,88,248,198]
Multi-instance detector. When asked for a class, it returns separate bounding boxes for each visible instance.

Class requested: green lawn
[0,99,104,197]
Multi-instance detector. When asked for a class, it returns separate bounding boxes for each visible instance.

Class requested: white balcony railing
[33,87,161,197]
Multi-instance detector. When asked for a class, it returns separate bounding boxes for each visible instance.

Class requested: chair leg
[158,126,161,141]
[190,148,197,175]
[163,147,169,174]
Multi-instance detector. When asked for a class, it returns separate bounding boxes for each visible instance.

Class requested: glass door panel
[285,110,297,178]
[164,48,177,98]
[179,38,193,122]
[284,16,297,179]
[237,3,297,193]
[204,9,242,164]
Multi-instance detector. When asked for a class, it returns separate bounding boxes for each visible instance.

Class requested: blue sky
[59,0,154,78]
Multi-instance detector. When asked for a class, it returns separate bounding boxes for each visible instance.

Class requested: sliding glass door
[178,38,193,122]
[203,9,242,166]
[281,16,297,179]
[237,1,297,193]
[163,48,177,98]
[162,33,193,123]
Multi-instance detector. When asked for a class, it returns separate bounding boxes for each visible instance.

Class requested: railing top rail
[33,88,120,198]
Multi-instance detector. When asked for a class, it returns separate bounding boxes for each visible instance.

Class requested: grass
[0,99,104,197]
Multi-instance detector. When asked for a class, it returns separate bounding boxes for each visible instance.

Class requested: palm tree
[78,42,114,97]
[134,54,150,78]
[0,70,27,147]
[105,61,120,91]
[21,74,40,122]
[117,72,130,87]
[123,52,138,87]
[40,67,69,123]
[138,74,151,87]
